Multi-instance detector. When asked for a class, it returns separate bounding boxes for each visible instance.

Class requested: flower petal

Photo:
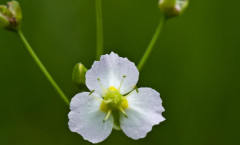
[86,52,139,95]
[120,88,165,140]
[68,92,113,143]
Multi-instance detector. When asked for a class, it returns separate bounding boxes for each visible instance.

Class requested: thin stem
[17,30,70,106]
[137,16,165,71]
[95,0,104,60]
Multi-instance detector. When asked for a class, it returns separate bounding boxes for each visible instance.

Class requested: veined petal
[68,92,113,143]
[120,88,165,140]
[86,52,139,95]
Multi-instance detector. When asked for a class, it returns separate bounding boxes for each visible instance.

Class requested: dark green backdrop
[0,0,239,145]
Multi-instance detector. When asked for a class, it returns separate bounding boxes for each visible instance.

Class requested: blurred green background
[0,0,240,145]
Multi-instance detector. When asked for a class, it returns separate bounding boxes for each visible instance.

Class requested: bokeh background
[0,0,239,145]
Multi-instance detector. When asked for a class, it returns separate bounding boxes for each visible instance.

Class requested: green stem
[95,0,104,60]
[137,16,165,71]
[17,30,70,106]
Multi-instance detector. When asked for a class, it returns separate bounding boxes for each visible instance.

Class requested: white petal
[86,52,139,95]
[120,88,165,140]
[68,92,113,143]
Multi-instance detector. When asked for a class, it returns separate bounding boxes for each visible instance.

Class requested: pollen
[100,101,109,113]
[109,86,118,91]
[121,98,128,110]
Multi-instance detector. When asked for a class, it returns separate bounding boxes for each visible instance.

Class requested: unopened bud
[72,63,88,89]
[159,0,188,18]
[0,0,22,31]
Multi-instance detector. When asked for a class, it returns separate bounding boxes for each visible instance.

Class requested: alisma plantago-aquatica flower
[68,52,165,143]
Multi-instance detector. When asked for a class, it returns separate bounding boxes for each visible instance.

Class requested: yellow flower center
[100,86,128,113]
[97,76,129,127]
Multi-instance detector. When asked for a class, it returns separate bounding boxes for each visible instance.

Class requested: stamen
[97,78,108,93]
[124,86,138,98]
[135,86,139,93]
[119,107,128,118]
[89,90,95,95]
[103,110,112,123]
[124,92,132,98]
[90,94,102,102]
[118,75,126,91]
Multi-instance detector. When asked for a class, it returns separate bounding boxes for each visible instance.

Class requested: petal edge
[68,92,113,143]
[120,88,165,139]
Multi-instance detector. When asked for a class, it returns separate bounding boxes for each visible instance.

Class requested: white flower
[68,52,165,143]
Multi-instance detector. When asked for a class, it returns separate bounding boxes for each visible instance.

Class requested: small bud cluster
[0,0,22,31]
[159,0,188,18]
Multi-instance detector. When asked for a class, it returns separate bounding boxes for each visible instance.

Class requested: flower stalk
[138,16,165,71]
[95,0,104,60]
[17,30,70,105]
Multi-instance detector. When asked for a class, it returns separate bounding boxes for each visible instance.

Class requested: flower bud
[0,1,22,31]
[159,0,189,18]
[72,63,88,89]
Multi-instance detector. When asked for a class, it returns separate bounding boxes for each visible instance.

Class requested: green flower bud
[0,0,22,31]
[0,13,10,28]
[72,63,88,89]
[159,0,189,18]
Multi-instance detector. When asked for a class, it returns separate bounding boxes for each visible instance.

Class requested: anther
[89,90,95,95]
[103,110,112,123]
[134,86,139,93]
